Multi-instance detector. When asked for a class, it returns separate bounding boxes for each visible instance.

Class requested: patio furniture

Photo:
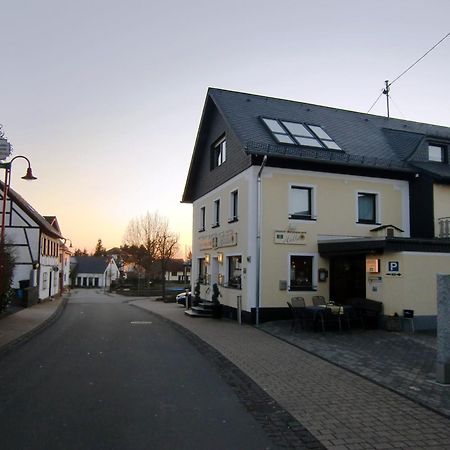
[348,297,383,329]
[287,300,306,332]
[312,295,326,306]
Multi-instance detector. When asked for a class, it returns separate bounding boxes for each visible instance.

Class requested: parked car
[176,291,191,306]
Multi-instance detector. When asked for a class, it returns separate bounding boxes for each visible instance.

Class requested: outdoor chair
[288,297,308,331]
[312,295,326,306]
[287,302,303,332]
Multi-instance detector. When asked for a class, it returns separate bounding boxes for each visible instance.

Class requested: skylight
[261,117,342,150]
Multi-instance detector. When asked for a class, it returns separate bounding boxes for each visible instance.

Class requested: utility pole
[383,80,390,118]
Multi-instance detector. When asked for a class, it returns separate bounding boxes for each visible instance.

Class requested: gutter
[255,155,267,327]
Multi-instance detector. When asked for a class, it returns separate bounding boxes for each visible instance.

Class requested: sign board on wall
[274,230,306,245]
[199,230,238,250]
[366,258,380,273]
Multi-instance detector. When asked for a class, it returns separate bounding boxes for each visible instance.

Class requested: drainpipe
[255,155,267,327]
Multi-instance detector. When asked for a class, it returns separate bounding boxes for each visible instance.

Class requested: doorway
[330,255,366,304]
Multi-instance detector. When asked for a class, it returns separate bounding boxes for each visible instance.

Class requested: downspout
[255,155,267,327]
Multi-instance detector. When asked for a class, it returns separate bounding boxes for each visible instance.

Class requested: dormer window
[211,136,226,169]
[428,144,445,162]
[261,117,341,150]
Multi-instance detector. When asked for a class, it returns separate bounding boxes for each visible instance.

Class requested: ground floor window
[227,255,242,289]
[290,255,314,290]
[198,258,207,284]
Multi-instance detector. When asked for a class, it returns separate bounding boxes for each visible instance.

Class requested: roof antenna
[383,80,390,118]
[368,32,450,117]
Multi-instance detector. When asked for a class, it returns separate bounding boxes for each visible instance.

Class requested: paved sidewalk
[0,296,66,353]
[131,298,450,450]
[261,320,450,418]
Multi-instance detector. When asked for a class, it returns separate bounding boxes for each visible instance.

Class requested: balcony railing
[438,217,450,238]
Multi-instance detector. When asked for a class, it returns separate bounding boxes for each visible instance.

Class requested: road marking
[130,321,152,325]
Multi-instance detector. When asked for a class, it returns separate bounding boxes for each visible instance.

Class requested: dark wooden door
[330,255,366,304]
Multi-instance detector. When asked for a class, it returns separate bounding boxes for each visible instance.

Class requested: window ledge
[198,228,206,233]
[228,218,239,224]
[211,224,220,229]
[289,287,317,292]
[356,221,381,225]
[289,216,317,221]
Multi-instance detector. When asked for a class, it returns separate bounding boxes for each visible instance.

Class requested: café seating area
[287,296,383,332]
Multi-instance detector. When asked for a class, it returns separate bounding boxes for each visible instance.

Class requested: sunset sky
[1,0,449,255]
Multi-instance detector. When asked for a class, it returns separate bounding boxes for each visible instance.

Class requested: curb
[0,295,70,357]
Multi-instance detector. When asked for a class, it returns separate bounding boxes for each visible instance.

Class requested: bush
[0,243,15,313]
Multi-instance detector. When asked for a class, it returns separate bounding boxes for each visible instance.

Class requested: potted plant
[211,283,222,319]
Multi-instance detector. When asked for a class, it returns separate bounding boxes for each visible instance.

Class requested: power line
[368,32,450,116]
[389,32,450,88]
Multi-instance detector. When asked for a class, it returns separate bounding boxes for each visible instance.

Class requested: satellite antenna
[369,32,450,117]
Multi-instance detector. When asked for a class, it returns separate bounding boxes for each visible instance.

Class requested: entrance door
[330,255,366,304]
[209,257,219,301]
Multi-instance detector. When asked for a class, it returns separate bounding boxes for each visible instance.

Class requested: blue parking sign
[388,261,400,272]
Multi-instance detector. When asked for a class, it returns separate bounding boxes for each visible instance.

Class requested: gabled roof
[0,181,63,239]
[183,88,450,201]
[72,256,110,274]
[44,216,63,234]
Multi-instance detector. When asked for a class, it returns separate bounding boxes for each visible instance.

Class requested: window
[211,136,226,169]
[227,255,242,289]
[198,258,207,284]
[289,186,314,220]
[213,199,220,227]
[261,118,341,150]
[428,144,445,162]
[229,190,238,222]
[199,206,206,232]
[357,193,377,224]
[290,255,314,290]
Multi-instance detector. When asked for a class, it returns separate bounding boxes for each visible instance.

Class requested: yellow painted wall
[259,168,409,308]
[366,252,450,316]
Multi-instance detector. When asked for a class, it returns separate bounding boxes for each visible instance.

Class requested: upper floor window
[213,199,220,227]
[229,190,238,222]
[357,192,378,224]
[289,186,314,220]
[428,144,445,162]
[199,206,206,232]
[211,136,226,169]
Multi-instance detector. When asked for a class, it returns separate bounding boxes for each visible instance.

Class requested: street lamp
[1,155,37,243]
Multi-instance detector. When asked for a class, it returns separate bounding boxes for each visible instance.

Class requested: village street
[0,290,277,450]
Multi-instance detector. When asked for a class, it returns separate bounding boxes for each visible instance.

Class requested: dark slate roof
[208,88,450,175]
[0,181,63,239]
[73,256,109,274]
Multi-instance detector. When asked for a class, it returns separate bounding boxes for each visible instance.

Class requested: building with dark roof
[183,88,450,329]
[1,181,69,302]
[71,256,119,288]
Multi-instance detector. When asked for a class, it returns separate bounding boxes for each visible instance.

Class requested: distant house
[164,258,191,282]
[1,181,68,302]
[72,256,119,288]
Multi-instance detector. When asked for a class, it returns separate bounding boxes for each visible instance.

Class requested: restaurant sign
[199,230,238,250]
[274,230,306,245]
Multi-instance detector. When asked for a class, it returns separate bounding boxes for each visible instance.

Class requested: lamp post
[0,155,37,243]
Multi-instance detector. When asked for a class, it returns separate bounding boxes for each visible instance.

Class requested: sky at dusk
[1,0,449,254]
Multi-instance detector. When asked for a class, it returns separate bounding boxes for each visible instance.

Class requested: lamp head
[22,167,37,180]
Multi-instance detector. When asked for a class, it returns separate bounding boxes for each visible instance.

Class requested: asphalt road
[0,290,277,450]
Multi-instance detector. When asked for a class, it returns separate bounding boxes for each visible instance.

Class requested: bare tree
[123,212,179,298]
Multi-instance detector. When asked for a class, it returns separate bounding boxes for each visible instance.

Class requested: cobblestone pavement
[260,321,450,418]
[131,298,450,450]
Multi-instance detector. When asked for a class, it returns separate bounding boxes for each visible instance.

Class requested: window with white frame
[290,255,314,291]
[199,206,206,232]
[211,136,226,169]
[227,255,242,289]
[289,186,314,220]
[212,199,220,227]
[229,190,238,222]
[357,192,378,224]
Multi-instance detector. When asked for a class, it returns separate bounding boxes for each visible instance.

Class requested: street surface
[0,290,276,450]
